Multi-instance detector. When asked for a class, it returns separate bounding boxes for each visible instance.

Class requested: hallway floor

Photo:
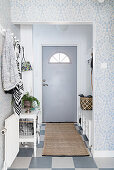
[8,123,114,170]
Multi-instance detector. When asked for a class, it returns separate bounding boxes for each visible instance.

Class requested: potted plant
[22,92,40,110]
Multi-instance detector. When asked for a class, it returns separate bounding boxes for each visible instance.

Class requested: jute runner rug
[42,123,89,156]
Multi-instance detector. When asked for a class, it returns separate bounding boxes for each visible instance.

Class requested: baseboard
[92,150,114,157]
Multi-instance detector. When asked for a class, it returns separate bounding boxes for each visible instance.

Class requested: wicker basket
[80,97,93,110]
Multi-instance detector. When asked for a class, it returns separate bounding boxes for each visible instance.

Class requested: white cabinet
[4,114,19,169]
[78,108,92,147]
[19,109,40,156]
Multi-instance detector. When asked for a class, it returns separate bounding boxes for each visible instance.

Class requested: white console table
[78,108,92,147]
[19,109,40,157]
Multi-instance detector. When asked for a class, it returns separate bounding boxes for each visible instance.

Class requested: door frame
[42,44,78,122]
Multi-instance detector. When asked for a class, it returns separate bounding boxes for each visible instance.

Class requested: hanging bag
[21,47,32,72]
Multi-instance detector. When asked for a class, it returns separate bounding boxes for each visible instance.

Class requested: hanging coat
[2,30,24,115]
[2,30,20,91]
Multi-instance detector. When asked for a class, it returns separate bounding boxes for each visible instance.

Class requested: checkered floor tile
[8,123,114,170]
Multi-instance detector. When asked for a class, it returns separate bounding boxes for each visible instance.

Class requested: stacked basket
[80,97,93,110]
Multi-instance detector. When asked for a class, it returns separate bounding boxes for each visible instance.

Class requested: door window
[49,53,70,63]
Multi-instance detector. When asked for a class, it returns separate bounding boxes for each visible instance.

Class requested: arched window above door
[49,53,70,63]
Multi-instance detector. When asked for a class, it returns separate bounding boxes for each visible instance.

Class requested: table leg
[89,120,92,147]
[34,119,36,157]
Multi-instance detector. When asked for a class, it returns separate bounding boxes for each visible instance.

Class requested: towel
[2,30,20,91]
[13,49,24,115]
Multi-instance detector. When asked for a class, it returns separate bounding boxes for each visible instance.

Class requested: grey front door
[42,46,77,122]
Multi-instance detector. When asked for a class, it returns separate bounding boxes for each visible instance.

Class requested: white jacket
[2,31,20,91]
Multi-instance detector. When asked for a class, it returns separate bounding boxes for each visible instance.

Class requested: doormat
[42,123,89,156]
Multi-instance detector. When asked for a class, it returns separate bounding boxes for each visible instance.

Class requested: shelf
[19,135,36,142]
[19,120,33,123]
[19,109,40,157]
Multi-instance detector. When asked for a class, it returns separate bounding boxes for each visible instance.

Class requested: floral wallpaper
[0,0,20,169]
[10,0,114,151]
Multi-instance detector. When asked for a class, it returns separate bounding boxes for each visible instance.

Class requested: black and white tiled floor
[9,123,114,170]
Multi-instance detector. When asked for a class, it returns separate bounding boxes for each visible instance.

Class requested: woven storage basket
[80,97,93,110]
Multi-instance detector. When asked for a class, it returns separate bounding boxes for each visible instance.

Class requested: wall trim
[93,150,114,157]
[13,21,93,25]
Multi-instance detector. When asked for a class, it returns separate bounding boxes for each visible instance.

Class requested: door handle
[1,128,7,135]
[43,83,48,86]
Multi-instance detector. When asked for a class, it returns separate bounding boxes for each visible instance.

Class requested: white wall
[20,24,93,149]
[10,0,114,155]
[20,24,93,123]
[33,24,93,123]
[20,25,33,95]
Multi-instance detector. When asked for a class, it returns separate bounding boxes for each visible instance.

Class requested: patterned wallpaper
[0,0,20,169]
[10,0,114,151]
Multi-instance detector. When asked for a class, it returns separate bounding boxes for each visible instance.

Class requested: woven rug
[42,123,89,156]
